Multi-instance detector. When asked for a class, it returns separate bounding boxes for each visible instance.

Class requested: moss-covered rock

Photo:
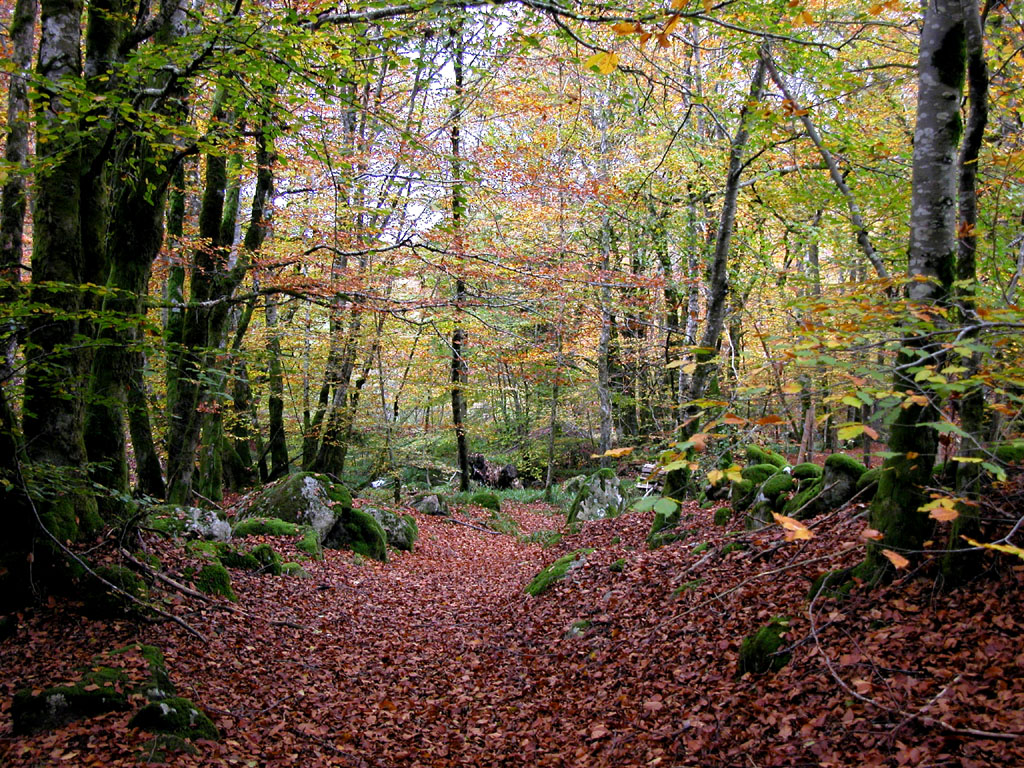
[281,562,311,578]
[525,548,593,596]
[250,543,283,576]
[469,491,501,512]
[232,517,300,537]
[185,540,218,559]
[566,619,592,638]
[322,508,388,562]
[215,544,260,570]
[566,468,626,526]
[12,666,132,735]
[741,463,782,485]
[146,505,231,541]
[297,525,323,560]
[609,558,626,573]
[738,616,792,675]
[129,697,219,741]
[247,472,352,541]
[995,441,1024,465]
[195,563,236,601]
[761,472,794,499]
[713,507,732,526]
[362,507,418,551]
[791,462,823,480]
[411,492,450,516]
[83,564,149,618]
[720,541,748,555]
[856,467,881,492]
[783,479,823,519]
[745,445,788,469]
[825,453,868,480]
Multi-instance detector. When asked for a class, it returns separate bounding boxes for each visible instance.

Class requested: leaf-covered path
[3,498,1024,767]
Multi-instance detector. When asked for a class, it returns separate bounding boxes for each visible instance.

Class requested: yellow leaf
[639,32,652,46]
[612,22,636,35]
[675,0,688,8]
[905,451,919,460]
[707,469,724,486]
[664,14,681,35]
[962,537,1024,562]
[585,51,620,75]
[657,32,671,48]
[881,549,910,569]
[951,456,984,464]
[772,513,813,541]
[592,446,634,458]
[801,10,815,24]
[781,382,802,394]
[869,3,883,14]
[837,423,865,441]
[929,507,959,522]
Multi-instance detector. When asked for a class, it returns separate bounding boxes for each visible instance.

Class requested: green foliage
[469,491,501,512]
[520,529,562,548]
[609,558,626,573]
[525,548,593,597]
[485,509,520,536]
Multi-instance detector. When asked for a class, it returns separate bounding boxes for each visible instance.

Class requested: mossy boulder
[215,543,260,571]
[194,563,236,601]
[783,479,823,519]
[566,468,626,526]
[250,543,283,576]
[83,564,149,618]
[362,507,418,551]
[12,666,132,734]
[146,505,231,542]
[246,472,352,542]
[713,507,732,526]
[745,445,788,469]
[411,493,450,516]
[782,454,869,519]
[232,517,300,537]
[856,467,881,492]
[791,462,823,481]
[741,463,782,485]
[469,491,501,512]
[525,548,593,596]
[282,562,311,578]
[322,508,388,562]
[995,440,1024,465]
[129,697,219,741]
[738,616,792,675]
[297,526,323,560]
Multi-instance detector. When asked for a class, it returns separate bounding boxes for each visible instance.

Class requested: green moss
[297,526,323,560]
[325,509,387,562]
[808,568,856,602]
[783,479,822,519]
[791,462,823,480]
[741,463,781,484]
[321,477,352,510]
[185,540,218,559]
[720,541,748,555]
[12,667,132,734]
[486,509,520,536]
[215,544,260,571]
[520,529,562,548]
[745,445,787,468]
[609,558,626,573]
[856,467,881,491]
[526,548,593,597]
[692,542,710,554]
[824,453,868,479]
[566,619,592,638]
[85,564,149,618]
[108,643,175,700]
[129,697,219,741]
[470,491,501,512]
[250,543,283,576]
[233,517,300,537]
[995,441,1024,465]
[671,578,704,598]
[761,472,795,498]
[713,507,732,526]
[281,562,311,578]
[195,563,236,601]
[738,616,792,675]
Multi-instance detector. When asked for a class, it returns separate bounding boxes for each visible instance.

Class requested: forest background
[1,0,1023,601]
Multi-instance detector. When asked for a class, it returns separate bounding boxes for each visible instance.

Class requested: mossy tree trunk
[867,0,969,577]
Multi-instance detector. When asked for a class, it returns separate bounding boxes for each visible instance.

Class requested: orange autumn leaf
[881,549,910,569]
[772,513,813,541]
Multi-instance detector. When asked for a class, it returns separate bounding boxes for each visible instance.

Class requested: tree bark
[867,0,967,576]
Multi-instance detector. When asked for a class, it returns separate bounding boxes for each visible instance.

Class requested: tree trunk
[867,0,967,577]
[450,17,470,491]
[265,295,290,479]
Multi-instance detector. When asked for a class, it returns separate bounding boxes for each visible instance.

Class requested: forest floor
[2,489,1023,767]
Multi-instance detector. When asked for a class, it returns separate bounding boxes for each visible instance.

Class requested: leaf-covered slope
[1,498,1022,766]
